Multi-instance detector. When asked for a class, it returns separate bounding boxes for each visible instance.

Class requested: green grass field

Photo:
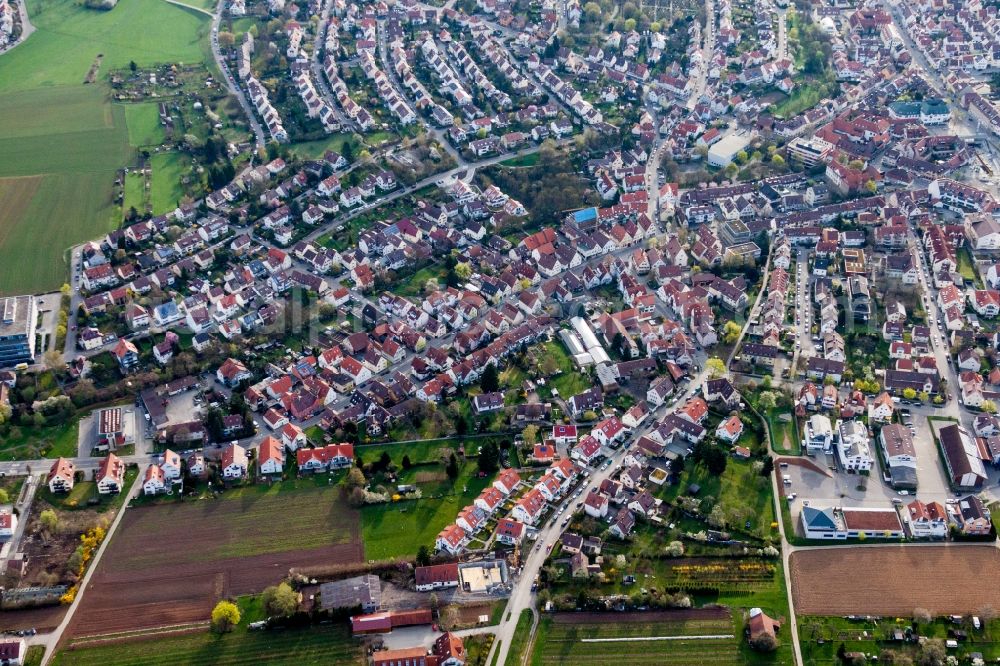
[287,132,360,160]
[123,169,147,214]
[658,458,778,539]
[358,439,493,559]
[0,0,211,295]
[541,340,591,399]
[0,0,211,93]
[507,609,534,665]
[531,615,743,665]
[125,102,166,146]
[0,414,80,460]
[150,151,193,214]
[54,598,363,666]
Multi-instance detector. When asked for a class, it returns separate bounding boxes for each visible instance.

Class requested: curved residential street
[208,0,266,149]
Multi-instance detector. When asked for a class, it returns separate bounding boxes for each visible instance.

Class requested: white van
[782,475,791,485]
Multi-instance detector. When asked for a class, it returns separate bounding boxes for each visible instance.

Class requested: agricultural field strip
[790,546,1000,615]
[579,634,735,642]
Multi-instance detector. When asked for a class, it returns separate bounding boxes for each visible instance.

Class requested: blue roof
[801,506,837,530]
[154,301,179,317]
[573,207,597,223]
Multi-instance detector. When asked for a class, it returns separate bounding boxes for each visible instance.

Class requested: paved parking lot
[782,458,904,527]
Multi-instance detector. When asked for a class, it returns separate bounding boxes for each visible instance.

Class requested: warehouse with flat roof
[0,296,37,368]
[708,133,753,168]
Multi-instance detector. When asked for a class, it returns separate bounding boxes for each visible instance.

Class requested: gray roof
[319,575,381,611]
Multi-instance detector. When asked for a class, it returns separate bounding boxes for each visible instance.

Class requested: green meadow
[0,0,211,295]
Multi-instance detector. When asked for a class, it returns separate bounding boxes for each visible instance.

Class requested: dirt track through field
[791,545,1000,615]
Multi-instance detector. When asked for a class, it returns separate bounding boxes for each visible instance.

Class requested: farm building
[414,563,460,592]
[320,575,381,613]
[351,609,432,635]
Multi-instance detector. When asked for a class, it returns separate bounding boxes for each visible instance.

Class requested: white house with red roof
[475,486,505,515]
[549,458,576,483]
[47,457,76,494]
[258,436,285,476]
[217,358,252,387]
[142,464,167,495]
[96,453,126,494]
[535,473,563,502]
[511,488,547,525]
[280,422,308,450]
[678,396,709,424]
[551,424,578,444]
[583,490,609,518]
[436,523,468,555]
[716,415,744,442]
[495,518,525,545]
[161,449,182,481]
[339,356,373,386]
[262,408,289,431]
[296,443,354,472]
[221,443,248,480]
[456,506,487,534]
[572,434,602,464]
[493,468,521,495]
[591,416,626,446]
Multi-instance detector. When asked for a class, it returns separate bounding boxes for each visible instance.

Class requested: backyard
[0,414,81,461]
[799,615,1000,665]
[357,438,497,559]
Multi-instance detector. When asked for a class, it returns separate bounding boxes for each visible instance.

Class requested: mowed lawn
[123,170,147,214]
[358,439,493,560]
[0,171,120,294]
[150,151,193,214]
[0,0,210,295]
[124,102,166,147]
[532,615,743,665]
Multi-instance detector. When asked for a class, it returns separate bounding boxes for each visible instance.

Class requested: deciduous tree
[262,582,299,617]
[211,601,241,633]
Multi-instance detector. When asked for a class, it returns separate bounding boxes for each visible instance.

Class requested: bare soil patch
[19,507,109,587]
[67,491,363,638]
[0,604,67,632]
[84,55,103,84]
[791,546,1000,615]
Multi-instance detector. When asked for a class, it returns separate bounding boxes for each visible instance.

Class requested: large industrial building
[0,296,37,368]
[707,133,753,168]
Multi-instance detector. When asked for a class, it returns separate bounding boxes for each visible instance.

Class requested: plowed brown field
[790,545,1000,615]
[68,485,362,638]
